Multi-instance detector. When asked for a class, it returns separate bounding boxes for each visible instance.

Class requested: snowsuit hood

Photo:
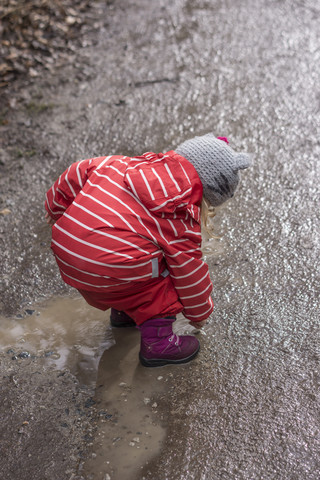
[123,150,203,221]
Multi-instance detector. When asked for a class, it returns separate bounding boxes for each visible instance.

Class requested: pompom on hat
[175,133,251,207]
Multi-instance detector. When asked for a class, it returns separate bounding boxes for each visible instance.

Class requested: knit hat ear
[175,133,251,207]
[234,153,251,171]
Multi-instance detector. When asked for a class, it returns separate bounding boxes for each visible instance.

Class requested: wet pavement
[1,0,320,479]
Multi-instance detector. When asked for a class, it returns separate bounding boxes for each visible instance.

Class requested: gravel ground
[0,355,96,480]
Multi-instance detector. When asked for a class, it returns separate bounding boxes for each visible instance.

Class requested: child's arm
[45,156,107,222]
[165,242,213,326]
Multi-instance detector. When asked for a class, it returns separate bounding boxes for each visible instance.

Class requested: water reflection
[0,296,113,385]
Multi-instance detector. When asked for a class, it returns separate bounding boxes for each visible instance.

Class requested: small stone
[48,352,60,360]
[66,16,77,25]
[157,376,163,380]
[0,208,11,216]
[18,352,30,359]
[29,68,38,77]
[99,411,112,419]
[133,437,140,443]
[143,398,150,405]
[84,398,96,408]
[152,403,158,408]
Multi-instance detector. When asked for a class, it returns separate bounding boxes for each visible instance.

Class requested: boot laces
[168,334,180,346]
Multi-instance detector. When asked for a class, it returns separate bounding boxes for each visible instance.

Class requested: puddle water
[82,327,169,480]
[0,295,194,479]
[0,295,114,385]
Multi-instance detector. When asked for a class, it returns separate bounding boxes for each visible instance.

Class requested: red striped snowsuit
[45,151,214,325]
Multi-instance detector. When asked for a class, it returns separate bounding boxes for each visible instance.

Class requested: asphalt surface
[1,0,320,479]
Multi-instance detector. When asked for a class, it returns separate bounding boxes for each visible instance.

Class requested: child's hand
[189,319,207,329]
[45,212,55,227]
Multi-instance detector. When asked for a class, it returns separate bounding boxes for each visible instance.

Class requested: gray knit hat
[175,133,251,207]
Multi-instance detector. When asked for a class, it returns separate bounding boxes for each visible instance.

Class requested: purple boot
[139,317,200,367]
[110,308,136,328]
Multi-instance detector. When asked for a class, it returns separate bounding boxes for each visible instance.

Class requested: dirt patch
[0,0,112,87]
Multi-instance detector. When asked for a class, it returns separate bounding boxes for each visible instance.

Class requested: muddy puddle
[0,293,203,480]
[82,327,168,480]
[0,295,169,478]
[0,296,112,385]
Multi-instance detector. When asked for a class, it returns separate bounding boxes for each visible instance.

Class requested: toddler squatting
[45,134,250,367]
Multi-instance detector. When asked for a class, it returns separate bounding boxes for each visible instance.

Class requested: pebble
[18,352,31,359]
[44,351,55,357]
[84,398,96,408]
[99,411,112,419]
[48,352,60,360]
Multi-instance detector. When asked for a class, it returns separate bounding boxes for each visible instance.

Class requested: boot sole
[139,344,200,368]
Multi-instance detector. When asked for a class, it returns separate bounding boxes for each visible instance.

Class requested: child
[45,133,250,367]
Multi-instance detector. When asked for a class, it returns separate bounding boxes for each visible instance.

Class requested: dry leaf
[0,208,12,216]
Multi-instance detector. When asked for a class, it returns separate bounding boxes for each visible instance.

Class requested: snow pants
[77,273,184,325]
